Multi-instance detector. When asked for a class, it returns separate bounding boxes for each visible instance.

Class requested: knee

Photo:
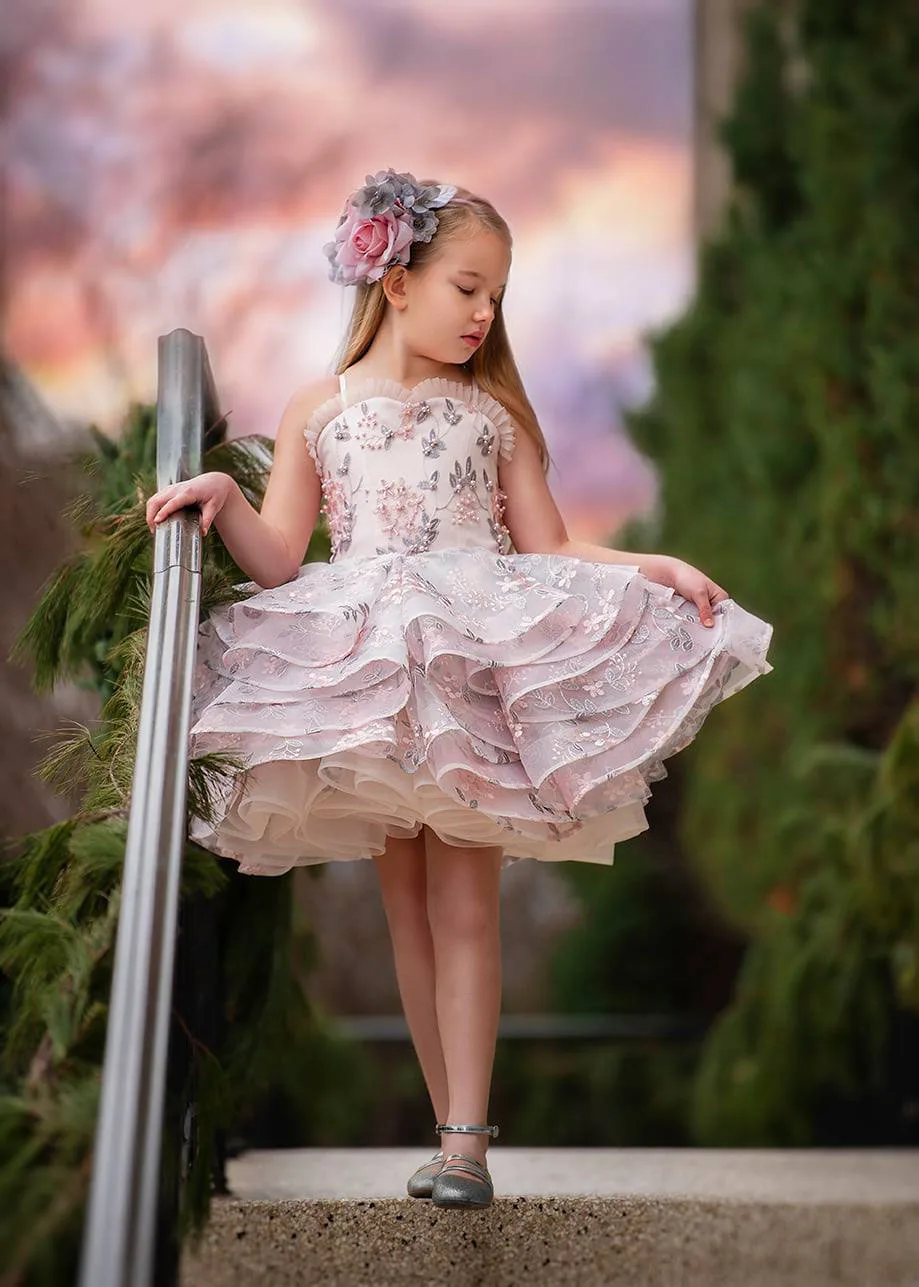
[386,886,430,936]
[427,883,499,941]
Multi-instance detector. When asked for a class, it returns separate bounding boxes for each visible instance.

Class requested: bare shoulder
[280,375,341,430]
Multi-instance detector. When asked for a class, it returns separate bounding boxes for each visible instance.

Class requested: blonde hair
[332,184,550,472]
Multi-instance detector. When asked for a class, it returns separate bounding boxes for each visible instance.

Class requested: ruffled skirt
[188,551,773,874]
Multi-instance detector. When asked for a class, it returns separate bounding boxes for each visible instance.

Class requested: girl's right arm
[146,376,338,588]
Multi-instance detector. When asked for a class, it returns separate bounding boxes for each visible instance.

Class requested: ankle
[440,1127,489,1145]
[440,1132,488,1163]
[436,1121,497,1162]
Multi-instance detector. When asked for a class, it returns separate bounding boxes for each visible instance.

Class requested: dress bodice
[303,373,517,562]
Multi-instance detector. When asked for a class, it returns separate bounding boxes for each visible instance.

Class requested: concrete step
[181,1148,919,1287]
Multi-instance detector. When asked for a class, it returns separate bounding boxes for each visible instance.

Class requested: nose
[473,300,494,325]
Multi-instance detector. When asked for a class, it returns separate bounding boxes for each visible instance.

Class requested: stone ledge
[222,1146,919,1203]
[182,1190,919,1287]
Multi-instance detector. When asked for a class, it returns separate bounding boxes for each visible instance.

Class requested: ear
[382,265,409,311]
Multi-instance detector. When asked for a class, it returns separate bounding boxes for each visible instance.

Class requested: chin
[427,347,469,368]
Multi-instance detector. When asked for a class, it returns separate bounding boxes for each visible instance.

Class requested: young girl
[146,169,772,1211]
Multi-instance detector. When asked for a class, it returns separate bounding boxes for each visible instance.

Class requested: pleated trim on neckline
[304,376,517,461]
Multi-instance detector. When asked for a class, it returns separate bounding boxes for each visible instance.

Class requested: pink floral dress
[188,372,773,876]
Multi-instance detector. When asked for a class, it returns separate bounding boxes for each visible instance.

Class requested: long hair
[332,184,550,472]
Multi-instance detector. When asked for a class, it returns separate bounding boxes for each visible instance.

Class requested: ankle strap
[436,1122,499,1139]
[442,1153,492,1180]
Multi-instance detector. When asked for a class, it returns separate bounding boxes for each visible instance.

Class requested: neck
[352,316,471,385]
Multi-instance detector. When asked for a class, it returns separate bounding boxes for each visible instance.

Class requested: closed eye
[457,286,501,306]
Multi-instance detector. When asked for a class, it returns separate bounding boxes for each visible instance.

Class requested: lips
[462,333,484,345]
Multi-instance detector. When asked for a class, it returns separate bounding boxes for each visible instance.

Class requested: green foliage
[492,1040,698,1148]
[693,700,919,1143]
[213,873,371,1149]
[622,3,919,1141]
[0,817,229,1283]
[548,838,693,1015]
[545,827,732,1147]
[1,401,350,1284]
[0,1080,99,1287]
[11,407,315,703]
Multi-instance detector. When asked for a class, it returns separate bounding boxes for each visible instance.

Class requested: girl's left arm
[499,430,729,628]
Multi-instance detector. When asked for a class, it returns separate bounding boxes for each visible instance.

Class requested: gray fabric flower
[325,168,457,285]
[353,170,456,224]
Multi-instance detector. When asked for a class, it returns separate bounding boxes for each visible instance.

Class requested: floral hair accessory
[324,168,457,286]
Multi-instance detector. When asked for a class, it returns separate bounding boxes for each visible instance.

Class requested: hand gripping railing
[78,329,218,1287]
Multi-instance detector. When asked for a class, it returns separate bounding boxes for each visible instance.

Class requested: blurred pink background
[4,0,694,540]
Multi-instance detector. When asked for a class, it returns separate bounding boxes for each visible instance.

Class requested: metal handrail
[78,330,218,1287]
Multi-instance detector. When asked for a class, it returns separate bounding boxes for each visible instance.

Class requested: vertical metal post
[78,330,213,1287]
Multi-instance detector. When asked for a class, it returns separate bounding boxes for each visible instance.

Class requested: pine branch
[0,399,347,1283]
[33,723,102,798]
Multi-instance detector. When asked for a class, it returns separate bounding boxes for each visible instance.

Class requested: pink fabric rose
[331,205,414,284]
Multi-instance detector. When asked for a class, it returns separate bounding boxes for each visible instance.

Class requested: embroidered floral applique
[549,560,577,589]
[452,488,480,525]
[577,723,621,750]
[443,397,464,427]
[668,625,695,653]
[356,402,381,437]
[476,420,495,456]
[356,401,399,450]
[402,513,440,554]
[449,455,476,493]
[582,609,610,635]
[421,424,447,458]
[485,476,512,553]
[397,400,428,439]
[603,654,639,692]
[321,474,354,560]
[442,456,482,526]
[375,478,427,540]
[403,398,432,428]
[308,392,516,558]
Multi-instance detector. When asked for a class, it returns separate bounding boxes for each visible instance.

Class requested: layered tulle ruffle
[187,551,772,875]
[303,376,517,465]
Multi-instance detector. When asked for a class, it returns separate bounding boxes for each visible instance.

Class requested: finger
[200,499,219,536]
[153,490,196,524]
[147,496,169,530]
[709,582,729,605]
[151,496,180,525]
[146,493,166,527]
[692,589,715,627]
[147,486,179,517]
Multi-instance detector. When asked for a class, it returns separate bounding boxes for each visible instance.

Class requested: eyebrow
[456,269,506,293]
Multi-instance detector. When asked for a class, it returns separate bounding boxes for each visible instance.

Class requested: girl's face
[403,227,511,366]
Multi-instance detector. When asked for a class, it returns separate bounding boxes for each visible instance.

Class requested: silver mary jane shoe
[406,1149,444,1199]
[430,1123,499,1209]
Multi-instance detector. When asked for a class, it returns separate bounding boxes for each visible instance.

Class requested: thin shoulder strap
[339,370,347,401]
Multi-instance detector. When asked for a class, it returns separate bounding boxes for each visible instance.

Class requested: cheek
[439,285,462,322]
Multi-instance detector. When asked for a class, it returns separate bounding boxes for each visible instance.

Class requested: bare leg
[371,831,449,1133]
[424,829,503,1173]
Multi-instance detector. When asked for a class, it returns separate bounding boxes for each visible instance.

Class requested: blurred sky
[4,0,695,539]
